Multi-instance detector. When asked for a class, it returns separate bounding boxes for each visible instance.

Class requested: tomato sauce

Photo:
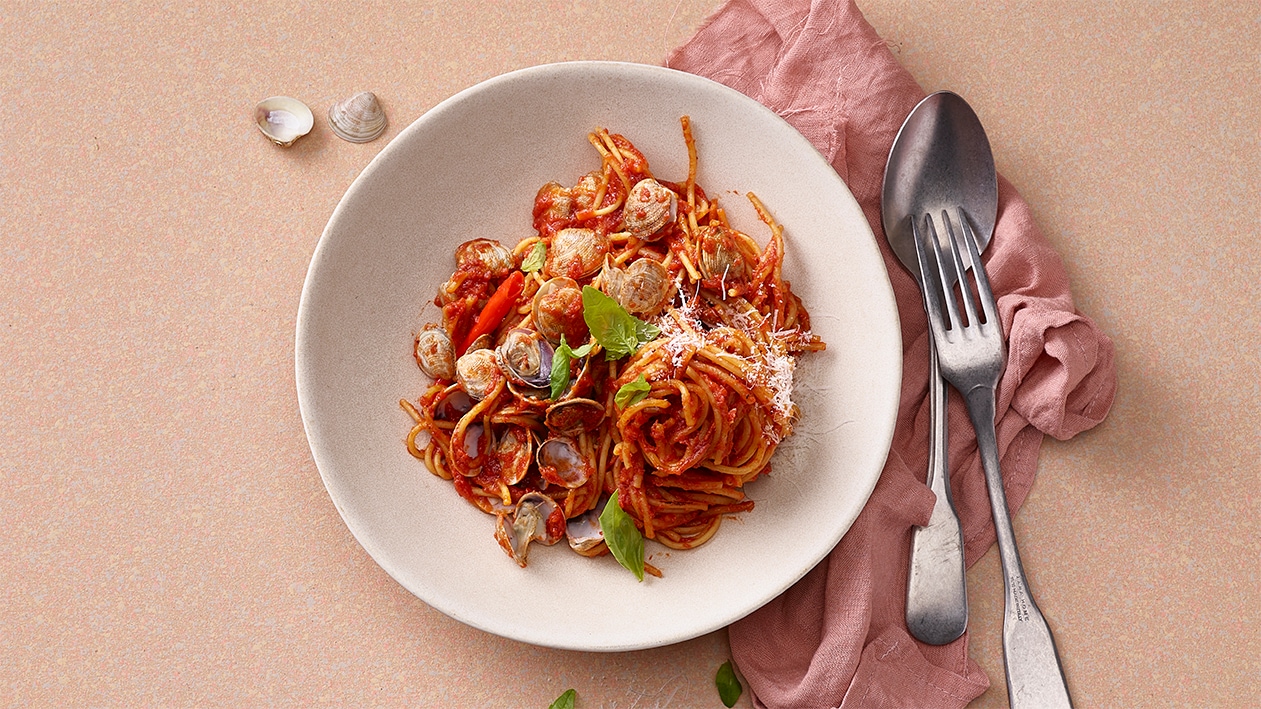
[544,507,567,542]
[437,262,503,347]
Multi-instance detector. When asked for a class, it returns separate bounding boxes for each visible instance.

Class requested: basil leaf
[615,375,651,409]
[548,688,577,709]
[581,286,637,358]
[716,661,743,708]
[549,335,592,399]
[522,241,546,273]
[634,317,661,343]
[581,286,658,360]
[549,335,573,400]
[599,491,644,581]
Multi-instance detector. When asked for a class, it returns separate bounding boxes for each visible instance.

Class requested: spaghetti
[401,117,824,573]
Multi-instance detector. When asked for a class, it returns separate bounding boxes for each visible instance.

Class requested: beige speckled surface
[2,1,1257,706]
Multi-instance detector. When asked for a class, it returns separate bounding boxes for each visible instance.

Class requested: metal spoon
[881,91,997,645]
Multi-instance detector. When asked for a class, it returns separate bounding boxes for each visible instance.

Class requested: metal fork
[913,208,1073,709]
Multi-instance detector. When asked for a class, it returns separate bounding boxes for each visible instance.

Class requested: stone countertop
[3,1,1256,706]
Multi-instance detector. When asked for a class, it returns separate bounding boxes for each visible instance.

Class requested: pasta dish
[400,117,824,578]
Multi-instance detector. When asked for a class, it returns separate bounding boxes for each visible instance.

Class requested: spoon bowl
[883,91,997,273]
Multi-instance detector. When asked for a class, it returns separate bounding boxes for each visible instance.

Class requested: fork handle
[963,385,1073,709]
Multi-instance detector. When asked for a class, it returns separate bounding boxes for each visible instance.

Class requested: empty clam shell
[254,96,314,147]
[328,91,387,143]
[567,497,608,555]
[536,436,594,489]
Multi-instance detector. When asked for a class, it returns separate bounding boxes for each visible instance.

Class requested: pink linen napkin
[666,1,1118,707]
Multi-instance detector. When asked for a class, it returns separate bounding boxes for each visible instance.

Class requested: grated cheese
[650,294,800,440]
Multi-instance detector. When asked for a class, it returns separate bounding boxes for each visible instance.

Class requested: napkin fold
[666,1,1117,707]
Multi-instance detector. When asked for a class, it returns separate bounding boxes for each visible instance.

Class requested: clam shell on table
[328,91,387,143]
[254,96,314,147]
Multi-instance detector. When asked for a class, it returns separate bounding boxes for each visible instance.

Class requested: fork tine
[911,213,950,340]
[941,210,981,331]
[924,213,964,333]
[956,207,999,328]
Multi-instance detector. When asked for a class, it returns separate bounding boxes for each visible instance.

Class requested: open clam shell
[544,398,605,436]
[496,328,555,389]
[493,491,565,567]
[536,436,594,489]
[492,425,534,486]
[254,96,314,147]
[328,91,387,143]
[566,497,608,555]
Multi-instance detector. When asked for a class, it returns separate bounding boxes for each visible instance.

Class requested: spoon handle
[964,385,1073,709]
[906,340,968,645]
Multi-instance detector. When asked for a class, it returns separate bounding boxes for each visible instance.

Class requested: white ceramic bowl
[296,61,901,651]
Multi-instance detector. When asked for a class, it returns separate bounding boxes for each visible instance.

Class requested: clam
[570,170,603,212]
[414,326,456,381]
[494,514,525,565]
[546,227,608,279]
[516,492,564,545]
[599,255,625,302]
[496,328,554,389]
[435,281,458,306]
[621,178,677,240]
[455,348,504,401]
[433,388,473,421]
[532,277,589,345]
[456,422,484,475]
[494,491,564,567]
[506,380,551,403]
[327,91,387,143]
[696,224,748,281]
[535,181,574,224]
[465,332,493,354]
[491,424,534,486]
[254,96,314,147]
[455,238,515,278]
[604,256,673,318]
[544,398,605,436]
[566,497,608,555]
[536,436,594,489]
[622,258,674,316]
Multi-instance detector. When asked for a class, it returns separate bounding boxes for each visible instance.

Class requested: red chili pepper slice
[458,270,524,355]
